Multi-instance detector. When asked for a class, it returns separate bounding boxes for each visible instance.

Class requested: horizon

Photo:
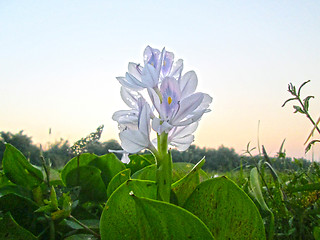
[1,128,316,161]
[1,1,320,161]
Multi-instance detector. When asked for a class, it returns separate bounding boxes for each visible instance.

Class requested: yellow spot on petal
[168,96,172,105]
[163,60,166,66]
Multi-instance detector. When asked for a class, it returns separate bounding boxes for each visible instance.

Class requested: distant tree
[44,139,72,169]
[0,131,40,166]
[0,130,313,172]
[86,139,122,158]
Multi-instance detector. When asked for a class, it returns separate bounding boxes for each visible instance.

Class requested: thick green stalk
[155,132,172,202]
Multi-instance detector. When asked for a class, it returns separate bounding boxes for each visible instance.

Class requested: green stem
[69,215,100,238]
[155,132,172,202]
[44,215,55,240]
[297,98,320,135]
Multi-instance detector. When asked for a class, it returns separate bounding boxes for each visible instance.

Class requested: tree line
[0,131,311,172]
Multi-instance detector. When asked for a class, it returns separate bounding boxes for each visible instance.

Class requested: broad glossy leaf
[184,177,266,240]
[49,168,63,186]
[64,234,97,240]
[100,179,157,240]
[88,153,126,187]
[65,166,107,203]
[2,144,43,189]
[0,171,11,187]
[126,154,153,174]
[171,158,205,206]
[0,193,43,235]
[140,153,155,164]
[64,219,99,230]
[131,164,156,181]
[173,162,208,182]
[61,153,98,185]
[132,162,208,183]
[133,196,214,239]
[107,168,131,198]
[0,184,32,199]
[0,212,37,240]
[314,226,320,240]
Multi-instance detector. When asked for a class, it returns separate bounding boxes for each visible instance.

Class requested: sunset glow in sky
[1,1,320,160]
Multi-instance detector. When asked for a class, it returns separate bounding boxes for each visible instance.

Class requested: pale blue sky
[1,1,320,159]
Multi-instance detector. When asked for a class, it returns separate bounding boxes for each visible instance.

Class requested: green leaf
[0,193,43,235]
[64,219,99,230]
[48,168,63,186]
[65,166,107,203]
[184,177,266,240]
[293,105,305,114]
[314,226,320,240]
[132,196,214,239]
[0,212,37,240]
[0,184,33,199]
[64,234,97,240]
[0,171,11,187]
[171,158,206,206]
[2,144,43,189]
[61,153,98,185]
[131,164,156,181]
[140,153,156,164]
[250,167,270,212]
[303,95,314,111]
[132,162,208,183]
[126,154,153,174]
[281,97,297,107]
[250,168,275,240]
[298,79,311,97]
[173,162,208,182]
[107,168,131,198]
[288,182,320,192]
[88,153,126,187]
[100,179,157,240]
[50,186,58,210]
[305,140,320,153]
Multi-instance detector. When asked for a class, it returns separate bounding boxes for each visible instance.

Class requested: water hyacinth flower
[113,46,212,155]
[149,72,212,134]
[113,45,212,202]
[116,46,183,91]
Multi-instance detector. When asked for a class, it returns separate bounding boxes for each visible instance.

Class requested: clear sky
[1,1,320,160]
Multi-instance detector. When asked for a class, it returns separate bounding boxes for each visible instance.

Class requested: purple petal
[144,46,161,68]
[147,88,162,117]
[152,118,172,134]
[120,87,141,109]
[195,93,213,111]
[116,74,145,91]
[141,63,159,88]
[179,71,198,98]
[172,92,204,124]
[161,50,174,77]
[138,104,151,137]
[168,122,198,141]
[160,77,181,119]
[169,59,183,79]
[169,134,194,151]
[128,62,143,80]
[119,130,149,153]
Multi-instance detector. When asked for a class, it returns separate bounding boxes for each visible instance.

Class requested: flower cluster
[113,46,212,155]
